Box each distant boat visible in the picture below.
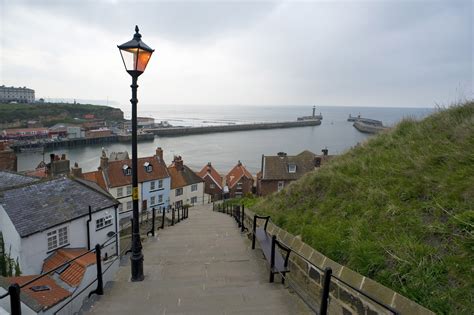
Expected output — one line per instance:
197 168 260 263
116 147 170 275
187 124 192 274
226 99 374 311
297 106 323 121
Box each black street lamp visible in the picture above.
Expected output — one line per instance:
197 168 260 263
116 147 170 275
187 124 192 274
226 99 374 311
118 25 154 282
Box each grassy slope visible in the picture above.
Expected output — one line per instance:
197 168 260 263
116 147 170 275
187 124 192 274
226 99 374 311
0 103 123 123
253 102 474 314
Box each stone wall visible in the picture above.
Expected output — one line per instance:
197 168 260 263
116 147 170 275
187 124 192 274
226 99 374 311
240 208 435 315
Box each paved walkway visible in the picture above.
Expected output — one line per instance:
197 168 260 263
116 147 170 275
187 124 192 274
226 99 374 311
85 204 311 315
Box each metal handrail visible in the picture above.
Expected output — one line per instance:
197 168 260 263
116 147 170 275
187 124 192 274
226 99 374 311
0 233 117 300
247 216 399 315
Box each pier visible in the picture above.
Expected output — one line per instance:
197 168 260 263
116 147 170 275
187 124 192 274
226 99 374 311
149 120 321 137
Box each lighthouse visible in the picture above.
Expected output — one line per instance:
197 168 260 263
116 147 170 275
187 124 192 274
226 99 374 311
312 105 316 117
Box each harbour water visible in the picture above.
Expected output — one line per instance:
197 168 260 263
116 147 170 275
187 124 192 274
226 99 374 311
17 105 435 174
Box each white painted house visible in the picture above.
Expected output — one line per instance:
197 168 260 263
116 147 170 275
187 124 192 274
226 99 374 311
0 173 119 275
82 147 171 223
167 156 207 207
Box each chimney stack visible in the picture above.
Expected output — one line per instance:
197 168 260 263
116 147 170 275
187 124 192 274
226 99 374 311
71 162 83 178
207 162 212 173
100 148 109 170
174 155 184 171
155 147 163 161
314 157 322 168
322 148 328 156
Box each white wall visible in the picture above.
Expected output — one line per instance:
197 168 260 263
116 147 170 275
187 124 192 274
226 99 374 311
0 205 22 270
18 206 118 275
169 182 205 207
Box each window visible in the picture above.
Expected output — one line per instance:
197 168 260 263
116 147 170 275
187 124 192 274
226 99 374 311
191 184 198 192
126 185 132 196
144 162 153 173
237 182 242 189
126 201 132 210
210 183 215 189
278 181 285 191
288 164 297 173
150 196 156 205
158 180 163 189
158 194 163 203
47 226 68 251
118 203 123 212
122 165 132 176
117 187 123 197
176 188 183 196
96 214 113 230
191 196 197 204
150 181 156 190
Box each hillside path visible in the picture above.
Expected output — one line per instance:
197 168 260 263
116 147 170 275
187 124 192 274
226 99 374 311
84 203 311 315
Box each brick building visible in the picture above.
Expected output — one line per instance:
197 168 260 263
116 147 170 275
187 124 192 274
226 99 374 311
225 161 254 198
197 162 223 201
256 150 333 196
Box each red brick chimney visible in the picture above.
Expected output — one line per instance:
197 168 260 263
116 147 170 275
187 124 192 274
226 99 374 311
100 148 108 170
174 155 184 171
207 162 212 173
155 147 163 161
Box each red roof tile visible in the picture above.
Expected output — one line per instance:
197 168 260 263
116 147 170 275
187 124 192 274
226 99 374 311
197 163 223 189
105 156 169 188
226 162 254 188
7 275 71 311
43 248 96 287
82 170 107 190
168 156 203 189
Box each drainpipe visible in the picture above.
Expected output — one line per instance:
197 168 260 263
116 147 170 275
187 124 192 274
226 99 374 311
114 204 119 257
86 206 92 250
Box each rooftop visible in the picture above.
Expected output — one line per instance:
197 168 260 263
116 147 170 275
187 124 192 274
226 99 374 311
226 161 253 188
168 157 203 189
43 248 96 287
0 275 71 312
261 150 319 181
0 170 40 191
0 177 117 237
197 162 223 189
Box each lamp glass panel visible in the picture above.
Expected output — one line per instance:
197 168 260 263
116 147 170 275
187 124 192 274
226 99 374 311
120 48 139 72
136 48 152 72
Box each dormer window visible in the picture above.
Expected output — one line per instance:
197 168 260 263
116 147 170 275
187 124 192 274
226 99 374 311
144 162 153 173
288 164 297 173
122 165 132 176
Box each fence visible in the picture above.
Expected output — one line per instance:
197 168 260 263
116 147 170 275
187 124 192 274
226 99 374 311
0 234 118 315
213 201 400 315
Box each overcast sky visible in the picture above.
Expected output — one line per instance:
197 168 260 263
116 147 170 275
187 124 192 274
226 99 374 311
0 0 472 109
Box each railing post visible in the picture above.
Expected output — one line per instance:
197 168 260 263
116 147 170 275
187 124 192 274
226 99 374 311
237 206 241 228
177 207 181 223
270 235 276 283
252 215 257 249
161 207 165 229
171 207 175 226
147 207 156 236
320 267 332 315
241 205 245 232
89 244 104 297
185 205 189 219
9 283 21 315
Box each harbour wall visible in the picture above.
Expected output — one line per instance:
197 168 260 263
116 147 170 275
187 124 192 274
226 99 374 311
149 120 321 137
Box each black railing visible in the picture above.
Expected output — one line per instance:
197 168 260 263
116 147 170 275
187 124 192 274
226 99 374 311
245 215 399 315
0 233 118 315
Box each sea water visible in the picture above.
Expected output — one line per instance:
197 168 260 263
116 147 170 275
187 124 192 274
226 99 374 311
17 105 435 174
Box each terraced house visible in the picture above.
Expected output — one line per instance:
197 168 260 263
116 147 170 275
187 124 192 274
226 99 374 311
226 161 254 198
0 172 119 275
82 147 171 223
168 156 206 207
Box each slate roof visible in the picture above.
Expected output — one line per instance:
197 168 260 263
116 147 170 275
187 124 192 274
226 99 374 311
0 170 40 191
226 162 254 188
261 150 317 181
43 248 96 287
0 177 118 237
197 163 223 189
0 275 71 312
168 163 203 190
104 156 170 188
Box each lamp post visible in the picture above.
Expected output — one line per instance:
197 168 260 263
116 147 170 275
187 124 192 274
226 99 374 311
118 25 154 282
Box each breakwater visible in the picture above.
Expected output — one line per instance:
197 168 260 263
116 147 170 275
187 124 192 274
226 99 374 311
10 133 154 152
149 120 321 137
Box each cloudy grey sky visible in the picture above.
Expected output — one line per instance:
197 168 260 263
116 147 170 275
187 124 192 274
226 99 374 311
0 0 472 109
